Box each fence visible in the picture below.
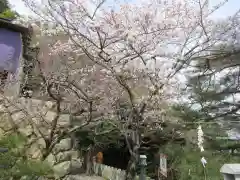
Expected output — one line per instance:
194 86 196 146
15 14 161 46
93 162 154 180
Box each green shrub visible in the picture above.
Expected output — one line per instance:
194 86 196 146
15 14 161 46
0 133 52 179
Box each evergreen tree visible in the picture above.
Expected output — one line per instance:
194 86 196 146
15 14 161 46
171 38 240 179
0 0 18 19
185 44 240 131
0 0 10 13
167 105 240 180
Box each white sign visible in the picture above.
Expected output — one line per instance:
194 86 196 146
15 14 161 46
160 154 167 177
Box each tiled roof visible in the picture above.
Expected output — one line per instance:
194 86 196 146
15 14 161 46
0 17 30 34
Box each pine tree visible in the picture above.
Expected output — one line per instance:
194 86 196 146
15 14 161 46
185 44 240 131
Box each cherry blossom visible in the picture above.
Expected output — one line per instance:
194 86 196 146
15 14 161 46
19 0 237 178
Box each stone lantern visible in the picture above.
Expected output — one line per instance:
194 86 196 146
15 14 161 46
139 154 147 180
221 164 240 180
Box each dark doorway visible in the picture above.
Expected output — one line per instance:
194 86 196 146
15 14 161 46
102 143 130 170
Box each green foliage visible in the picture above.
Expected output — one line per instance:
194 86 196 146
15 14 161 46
165 104 240 180
171 104 204 128
75 121 121 151
0 0 10 13
0 0 18 19
184 45 240 130
0 9 17 19
161 143 240 180
0 133 52 179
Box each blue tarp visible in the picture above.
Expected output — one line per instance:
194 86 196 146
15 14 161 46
0 28 22 73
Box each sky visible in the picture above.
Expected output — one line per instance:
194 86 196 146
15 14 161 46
9 0 32 15
209 0 240 18
8 0 240 18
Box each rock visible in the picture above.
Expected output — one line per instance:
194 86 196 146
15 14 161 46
55 150 79 163
6 104 19 114
20 176 30 180
55 151 72 163
71 116 85 126
37 101 54 115
37 126 50 137
11 111 25 123
0 128 5 137
53 138 72 154
60 102 71 112
53 161 71 178
45 101 55 109
58 114 71 127
45 153 56 166
27 143 43 159
32 149 43 159
36 177 48 180
70 150 79 159
45 111 57 122
69 159 83 174
0 113 13 131
28 98 44 108
19 125 33 137
0 104 6 112
36 138 46 148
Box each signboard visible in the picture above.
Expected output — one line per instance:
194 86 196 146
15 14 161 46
159 153 167 177
0 28 22 73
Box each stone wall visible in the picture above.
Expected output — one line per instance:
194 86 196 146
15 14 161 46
0 95 83 179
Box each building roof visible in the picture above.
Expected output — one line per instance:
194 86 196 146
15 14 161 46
0 17 31 35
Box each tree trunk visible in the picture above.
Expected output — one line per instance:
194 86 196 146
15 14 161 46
125 128 142 180
85 146 94 175
126 155 137 180
126 144 139 180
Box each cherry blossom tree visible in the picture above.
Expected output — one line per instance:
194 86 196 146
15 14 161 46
15 0 240 178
